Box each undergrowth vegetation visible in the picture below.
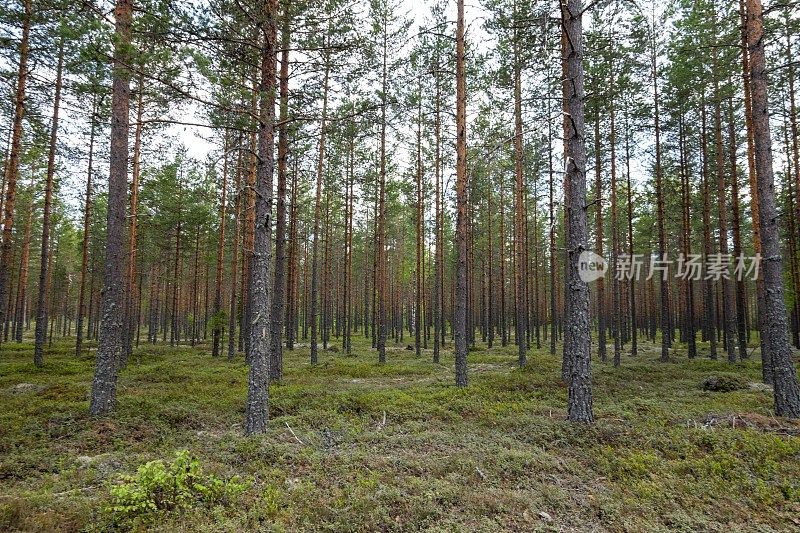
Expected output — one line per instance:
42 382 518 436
0 337 798 531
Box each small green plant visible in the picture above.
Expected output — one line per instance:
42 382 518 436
104 450 247 528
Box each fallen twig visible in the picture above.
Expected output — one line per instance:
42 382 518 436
285 422 305 445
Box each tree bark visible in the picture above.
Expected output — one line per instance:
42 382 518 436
652 33 670 361
245 0 278 434
701 100 718 359
76 98 97 357
728 102 749 361
561 0 593 423
513 39 527 368
269 11 291 379
713 59 737 362
593 104 606 363
746 0 800 417
454 0 468 387
739 0 768 380
90 0 133 415
0 0 31 345
212 132 229 357
310 59 330 366
34 40 64 367
624 105 637 356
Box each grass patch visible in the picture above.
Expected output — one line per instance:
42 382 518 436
0 334 798 531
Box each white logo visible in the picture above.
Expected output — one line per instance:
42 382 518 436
578 251 608 283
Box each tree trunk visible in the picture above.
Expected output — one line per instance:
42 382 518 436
228 147 244 361
701 100 718 359
76 98 97 357
123 78 145 364
245 0 278 434
593 104 606 363
713 60 737 362
415 77 423 357
561 0 593 423
454 0 468 386
728 102 749 360
212 132 229 357
740 0 767 379
310 59 330 365
433 56 443 363
270 11 291 379
609 63 621 367
286 158 299 351
90 0 132 415
746 0 800 418
678 110 697 359
0 0 31 345
34 40 64 367
624 105 637 357
652 38 670 361
513 45 527 368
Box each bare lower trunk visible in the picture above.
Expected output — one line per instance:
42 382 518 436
270 13 291 379
746 0 800 418
561 0 593 423
513 48 527 368
34 41 64 367
740 0 767 380
76 99 97 357
90 0 132 415
245 1 278 434
0 0 31 345
310 61 330 366
454 0 468 387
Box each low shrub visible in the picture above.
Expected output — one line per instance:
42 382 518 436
103 450 247 529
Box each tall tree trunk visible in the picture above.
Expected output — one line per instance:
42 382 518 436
454 0 468 386
549 97 558 356
171 189 182 347
678 110 697 359
609 63 622 367
561 0 593 423
513 39 527 368
433 58 443 363
244 0 278 434
652 33 670 361
487 161 494 348
14 204 33 343
286 159 299 351
746 0 800 418
593 104 606 363
701 100 718 359
270 12 291 379
624 105 637 357
728 102 749 361
123 78 144 364
228 147 244 361
713 59 737 362
212 132 229 357
76 98 97 357
310 59 330 365
344 138 354 354
785 17 800 351
241 73 259 355
34 40 64 367
740 0 767 380
89 0 132 415
0 0 31 345
376 16 391 364
415 79 423 357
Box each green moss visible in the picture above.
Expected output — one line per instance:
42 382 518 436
0 336 798 531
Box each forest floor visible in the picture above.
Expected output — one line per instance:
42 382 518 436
1 334 799 532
